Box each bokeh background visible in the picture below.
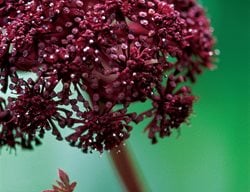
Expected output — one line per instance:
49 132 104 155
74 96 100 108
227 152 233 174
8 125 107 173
1 0 249 192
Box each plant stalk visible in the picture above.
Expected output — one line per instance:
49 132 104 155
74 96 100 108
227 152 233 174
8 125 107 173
109 144 144 192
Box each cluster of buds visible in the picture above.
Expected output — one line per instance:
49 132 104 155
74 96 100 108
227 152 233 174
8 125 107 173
0 0 215 153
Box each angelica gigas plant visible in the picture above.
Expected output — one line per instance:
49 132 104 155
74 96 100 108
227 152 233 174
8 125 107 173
0 0 215 153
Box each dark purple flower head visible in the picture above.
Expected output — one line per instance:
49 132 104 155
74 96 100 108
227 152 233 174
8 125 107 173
8 76 76 140
66 107 133 153
0 0 215 153
0 96 41 150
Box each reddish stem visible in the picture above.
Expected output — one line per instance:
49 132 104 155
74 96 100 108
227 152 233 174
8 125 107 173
109 144 145 192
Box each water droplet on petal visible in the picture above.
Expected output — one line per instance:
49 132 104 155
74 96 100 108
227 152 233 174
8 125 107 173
214 49 220 55
83 46 90 52
208 51 213 56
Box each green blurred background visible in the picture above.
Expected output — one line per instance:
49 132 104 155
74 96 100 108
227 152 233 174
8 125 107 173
0 0 249 191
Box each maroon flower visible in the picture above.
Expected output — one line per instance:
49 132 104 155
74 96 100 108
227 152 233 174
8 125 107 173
66 107 133 153
0 0 215 153
166 0 216 81
137 75 196 143
8 76 77 140
0 96 41 150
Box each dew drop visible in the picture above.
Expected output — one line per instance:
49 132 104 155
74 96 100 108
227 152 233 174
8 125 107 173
169 4 174 8
49 54 54 59
83 46 90 52
64 54 70 59
214 49 220 55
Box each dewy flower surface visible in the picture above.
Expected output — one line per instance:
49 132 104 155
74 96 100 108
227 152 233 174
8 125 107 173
0 0 215 153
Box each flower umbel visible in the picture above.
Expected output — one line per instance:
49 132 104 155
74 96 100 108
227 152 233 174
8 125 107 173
0 0 215 153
